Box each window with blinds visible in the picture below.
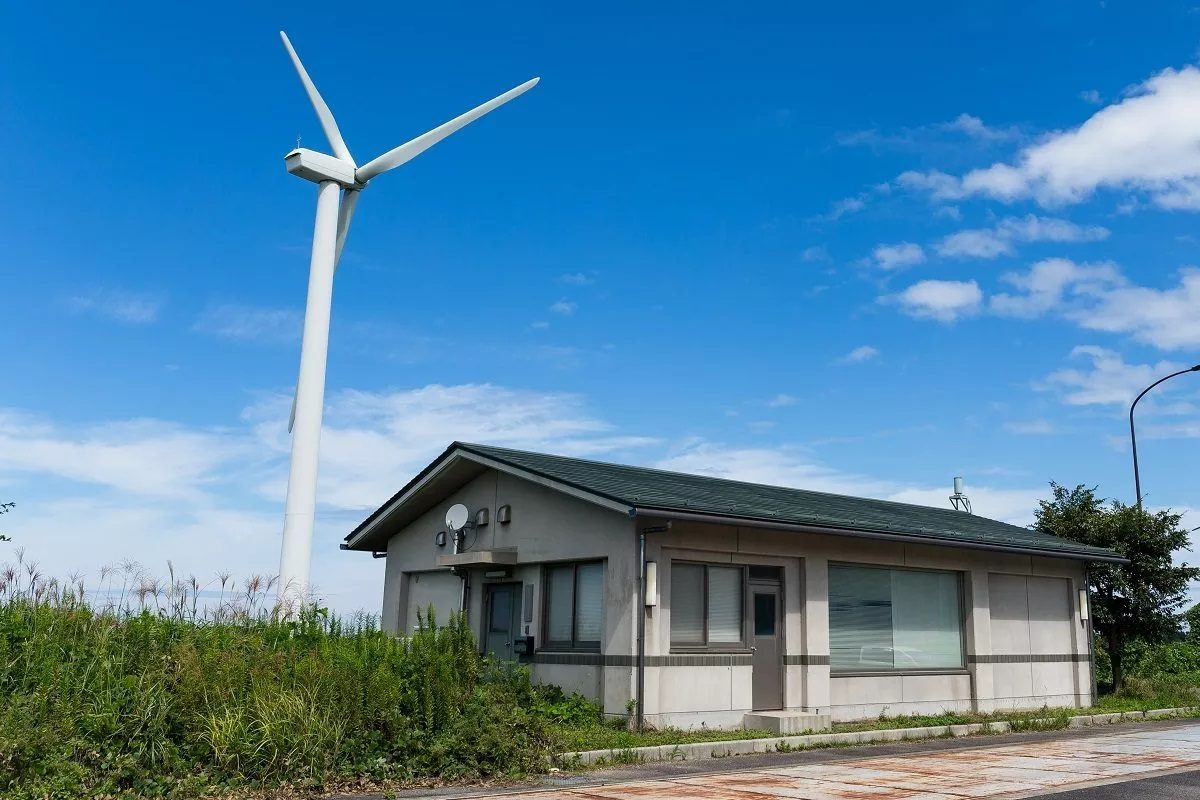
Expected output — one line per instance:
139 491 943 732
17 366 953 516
670 562 745 648
543 561 603 650
829 564 964 672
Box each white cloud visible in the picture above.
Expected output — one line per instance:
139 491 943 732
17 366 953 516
871 242 926 270
1080 89 1102 105
766 393 798 408
1039 346 1188 406
246 384 660 513
885 485 1045 527
655 442 890 497
0 384 661 615
1070 268 1200 349
903 66 1200 209
65 289 164 324
840 114 1019 149
887 279 983 322
0 410 249 500
897 169 961 197
991 258 1123 318
656 442 1043 527
1004 419 1057 435
888 255 1200 352
936 215 1109 260
989 259 1200 349
558 272 594 286
549 299 577 316
801 245 830 262
826 196 866 220
194 304 302 344
939 113 1020 141
838 345 880 364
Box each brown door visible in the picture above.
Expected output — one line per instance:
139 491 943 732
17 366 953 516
751 583 783 710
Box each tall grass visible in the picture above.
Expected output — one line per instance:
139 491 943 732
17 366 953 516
0 553 552 799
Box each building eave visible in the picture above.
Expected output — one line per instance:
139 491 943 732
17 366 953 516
633 506 1130 564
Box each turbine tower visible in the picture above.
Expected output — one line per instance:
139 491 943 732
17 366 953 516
276 31 538 604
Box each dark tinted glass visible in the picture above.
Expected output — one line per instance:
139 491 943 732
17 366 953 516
754 592 776 636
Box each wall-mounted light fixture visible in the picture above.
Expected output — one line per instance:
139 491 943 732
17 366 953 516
1079 588 1089 621
644 561 658 606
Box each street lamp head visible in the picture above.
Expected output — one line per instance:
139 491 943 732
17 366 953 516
1190 364 1200 372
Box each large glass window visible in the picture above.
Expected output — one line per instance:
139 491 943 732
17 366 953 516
670 563 745 647
829 564 964 672
543 562 603 650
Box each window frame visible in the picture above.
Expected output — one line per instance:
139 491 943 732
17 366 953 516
827 561 968 676
669 561 749 652
540 560 604 652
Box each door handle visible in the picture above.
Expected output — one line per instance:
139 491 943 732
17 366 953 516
751 646 757 652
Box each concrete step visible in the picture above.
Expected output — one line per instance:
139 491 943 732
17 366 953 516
744 710 832 735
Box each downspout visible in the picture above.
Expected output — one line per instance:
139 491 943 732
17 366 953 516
1085 565 1097 704
636 529 646 731
636 522 670 731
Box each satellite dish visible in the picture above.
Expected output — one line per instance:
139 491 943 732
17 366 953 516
445 503 470 532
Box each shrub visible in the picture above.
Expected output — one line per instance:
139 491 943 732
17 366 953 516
0 558 553 798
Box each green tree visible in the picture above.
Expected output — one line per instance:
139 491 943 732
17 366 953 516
1186 602 1200 642
1034 483 1199 690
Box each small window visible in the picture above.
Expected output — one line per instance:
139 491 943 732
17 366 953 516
754 593 776 636
670 562 746 648
543 562 603 650
829 564 964 672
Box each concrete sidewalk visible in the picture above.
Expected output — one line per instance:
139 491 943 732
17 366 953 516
369 720 1200 800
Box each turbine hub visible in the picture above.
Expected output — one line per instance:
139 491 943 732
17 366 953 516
285 148 363 188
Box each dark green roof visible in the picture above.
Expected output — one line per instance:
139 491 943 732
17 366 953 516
447 442 1122 562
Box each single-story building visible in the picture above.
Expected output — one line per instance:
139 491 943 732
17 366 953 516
342 442 1123 729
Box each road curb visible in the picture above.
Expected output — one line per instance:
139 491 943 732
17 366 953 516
558 706 1199 765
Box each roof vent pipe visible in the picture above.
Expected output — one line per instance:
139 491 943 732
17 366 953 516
950 476 973 514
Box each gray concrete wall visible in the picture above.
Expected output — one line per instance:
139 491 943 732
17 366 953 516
641 519 1091 727
379 471 1092 729
381 467 638 715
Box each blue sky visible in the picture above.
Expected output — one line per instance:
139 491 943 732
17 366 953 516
3 1 1200 613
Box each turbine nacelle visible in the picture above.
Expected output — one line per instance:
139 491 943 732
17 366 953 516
285 148 362 189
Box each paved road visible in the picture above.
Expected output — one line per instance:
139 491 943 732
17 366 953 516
1044 770 1200 798
400 722 1200 800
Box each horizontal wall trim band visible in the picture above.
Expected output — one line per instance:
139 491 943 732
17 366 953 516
968 653 1090 664
531 652 1088 667
532 653 754 667
785 655 830 665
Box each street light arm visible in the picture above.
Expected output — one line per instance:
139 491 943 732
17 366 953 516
1129 364 1200 508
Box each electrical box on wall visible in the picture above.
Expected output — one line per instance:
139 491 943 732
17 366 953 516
513 635 534 657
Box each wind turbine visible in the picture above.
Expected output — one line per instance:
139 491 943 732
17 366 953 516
275 31 538 604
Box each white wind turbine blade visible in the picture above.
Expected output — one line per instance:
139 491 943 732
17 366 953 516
334 188 359 270
280 31 355 165
355 77 538 183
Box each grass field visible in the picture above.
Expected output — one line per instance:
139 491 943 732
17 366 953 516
3 554 1197 798
0 556 556 799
